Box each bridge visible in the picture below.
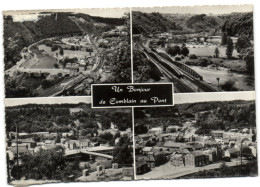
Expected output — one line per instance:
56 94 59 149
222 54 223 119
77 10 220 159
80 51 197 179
138 44 196 93
17 68 70 77
65 149 113 160
138 43 217 92
156 51 203 80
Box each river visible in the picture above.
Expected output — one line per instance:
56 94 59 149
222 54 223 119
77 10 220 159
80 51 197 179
190 66 255 91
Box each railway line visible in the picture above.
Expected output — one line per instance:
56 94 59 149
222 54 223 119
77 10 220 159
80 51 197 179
155 51 217 92
138 43 217 92
138 44 196 93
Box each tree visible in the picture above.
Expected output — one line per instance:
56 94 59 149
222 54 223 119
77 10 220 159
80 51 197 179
59 48 64 56
99 132 114 142
54 63 59 68
154 153 167 166
214 47 220 58
221 79 238 91
166 45 180 57
113 135 132 166
181 46 189 57
17 147 81 181
56 134 61 143
226 37 234 59
221 32 228 45
41 79 51 89
240 47 254 74
235 35 251 53
51 45 59 51
242 146 252 158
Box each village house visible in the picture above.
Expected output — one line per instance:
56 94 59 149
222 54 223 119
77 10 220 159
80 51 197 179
166 125 181 133
192 143 204 151
211 130 225 138
65 140 77 150
136 160 150 175
148 127 163 135
225 148 240 158
145 152 156 168
170 152 185 167
249 145 257 157
19 138 37 149
184 151 209 167
79 139 91 149
142 147 153 155
157 133 172 142
203 148 218 163
163 141 192 152
8 147 29 161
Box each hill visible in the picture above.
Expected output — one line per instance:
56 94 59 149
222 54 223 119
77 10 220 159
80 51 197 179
132 11 182 35
3 12 124 70
5 103 132 133
185 14 223 33
221 12 253 38
164 13 223 34
134 100 255 135
133 11 253 38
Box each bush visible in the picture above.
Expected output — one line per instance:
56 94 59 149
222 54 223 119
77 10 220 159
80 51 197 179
51 45 59 51
181 46 189 56
221 79 238 91
189 54 198 59
53 63 59 68
199 58 208 67
41 79 52 89
235 35 251 53
175 57 181 61
70 46 76 51
166 45 180 57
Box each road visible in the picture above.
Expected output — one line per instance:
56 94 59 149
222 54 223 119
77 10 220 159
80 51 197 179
6 35 105 97
137 160 243 180
5 38 54 77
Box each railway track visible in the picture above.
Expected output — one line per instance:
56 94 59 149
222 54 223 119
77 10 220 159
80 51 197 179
138 44 195 93
138 43 217 92
155 51 217 92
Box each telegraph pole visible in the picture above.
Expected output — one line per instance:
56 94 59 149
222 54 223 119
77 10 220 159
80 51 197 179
16 125 19 180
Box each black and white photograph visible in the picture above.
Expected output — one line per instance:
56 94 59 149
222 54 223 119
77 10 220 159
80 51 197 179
3 8 131 98
0 1 259 187
134 92 257 180
4 97 134 185
132 5 254 93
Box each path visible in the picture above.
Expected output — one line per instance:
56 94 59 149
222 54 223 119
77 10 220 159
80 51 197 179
137 160 243 180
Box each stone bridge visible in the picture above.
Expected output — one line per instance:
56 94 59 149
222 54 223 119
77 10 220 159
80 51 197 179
17 68 71 77
65 149 113 160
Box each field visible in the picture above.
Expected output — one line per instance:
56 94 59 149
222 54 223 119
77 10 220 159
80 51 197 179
21 47 57 69
38 44 95 59
186 44 239 58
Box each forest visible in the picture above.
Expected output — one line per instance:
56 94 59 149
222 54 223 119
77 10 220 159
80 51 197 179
221 12 253 39
132 11 182 35
3 12 125 70
5 103 132 134
134 100 256 135
132 11 253 37
133 49 162 83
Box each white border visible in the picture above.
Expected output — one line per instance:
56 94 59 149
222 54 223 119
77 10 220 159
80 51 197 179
1 1 260 187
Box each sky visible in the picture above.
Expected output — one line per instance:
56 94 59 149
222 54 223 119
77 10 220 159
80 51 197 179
5 96 91 107
4 8 129 22
174 91 255 104
4 91 255 107
132 4 253 15
4 5 253 22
